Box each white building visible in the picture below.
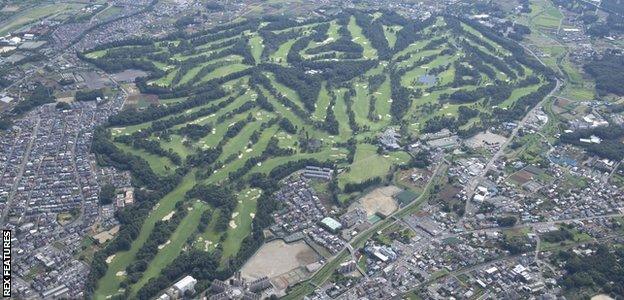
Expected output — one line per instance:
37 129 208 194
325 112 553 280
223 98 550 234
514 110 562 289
8 36 21 45
173 275 197 295
0 96 13 104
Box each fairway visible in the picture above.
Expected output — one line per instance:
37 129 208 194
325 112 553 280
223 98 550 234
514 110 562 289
129 201 208 297
220 188 261 260
94 172 197 300
339 144 410 188
347 15 377 59
85 10 554 297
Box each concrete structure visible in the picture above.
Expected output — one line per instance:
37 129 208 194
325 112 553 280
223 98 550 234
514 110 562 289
208 272 271 300
303 166 333 180
319 217 343 233
379 128 401 150
173 275 197 295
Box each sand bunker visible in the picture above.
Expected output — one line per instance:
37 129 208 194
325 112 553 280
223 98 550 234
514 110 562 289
106 255 115 264
162 211 175 221
157 240 171 250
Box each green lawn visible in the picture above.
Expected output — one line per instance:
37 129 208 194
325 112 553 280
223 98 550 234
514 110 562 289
220 188 261 261
383 25 402 48
195 107 259 150
333 89 353 138
313 82 331 121
156 134 195 159
88 11 559 300
151 68 178 87
249 148 347 176
94 172 198 300
338 144 410 188
196 63 250 85
373 74 392 122
347 16 377 59
114 143 175 176
500 83 543 108
258 86 302 126
266 73 307 111
352 81 375 128
130 200 208 296
530 0 563 30
85 49 107 59
249 34 264 63
218 118 267 161
95 5 123 20
271 39 296 63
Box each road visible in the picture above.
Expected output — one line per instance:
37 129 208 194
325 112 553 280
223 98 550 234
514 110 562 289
408 231 624 297
463 47 562 216
296 161 447 292
0 117 40 226
301 60 563 289
441 213 624 240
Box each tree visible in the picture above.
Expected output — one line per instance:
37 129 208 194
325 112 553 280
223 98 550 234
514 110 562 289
584 52 624 96
56 102 72 110
0 119 11 130
75 89 104 102
12 84 55 114
99 184 116 205
497 216 517 227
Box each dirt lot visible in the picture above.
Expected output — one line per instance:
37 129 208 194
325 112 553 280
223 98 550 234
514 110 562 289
241 240 320 280
465 131 507 149
358 186 401 217
112 69 148 83
93 225 120 244
508 170 534 185
552 97 572 114
78 71 111 89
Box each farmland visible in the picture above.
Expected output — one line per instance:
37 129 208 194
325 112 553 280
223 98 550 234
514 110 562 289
84 10 554 299
0 2 87 35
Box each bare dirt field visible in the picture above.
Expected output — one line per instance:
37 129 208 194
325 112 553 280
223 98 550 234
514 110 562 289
93 225 120 244
79 71 111 89
465 131 507 149
241 240 320 280
112 69 148 83
358 185 401 217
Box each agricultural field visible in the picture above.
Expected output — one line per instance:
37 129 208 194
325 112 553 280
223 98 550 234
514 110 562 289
0 2 88 35
511 0 595 101
84 10 554 299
